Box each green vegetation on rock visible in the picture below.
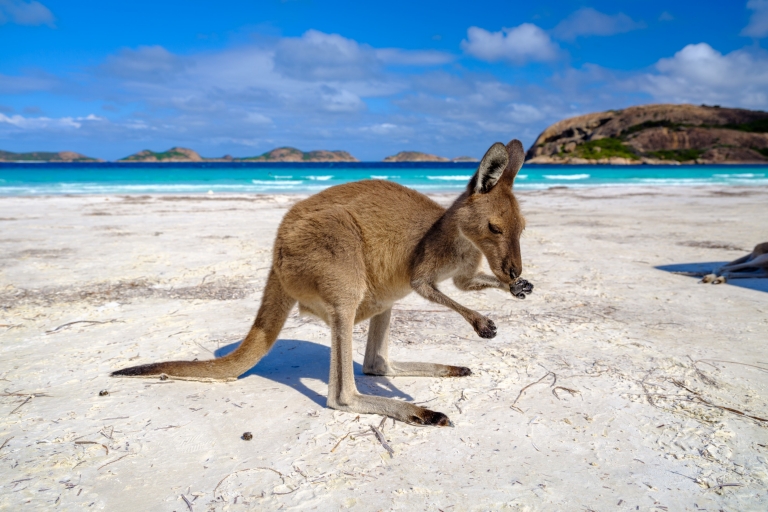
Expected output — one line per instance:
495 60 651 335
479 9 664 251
724 119 768 133
0 150 99 162
621 120 685 138
120 149 190 161
752 146 768 158
574 138 639 160
648 149 704 162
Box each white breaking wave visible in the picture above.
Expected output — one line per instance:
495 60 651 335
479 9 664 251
251 179 303 185
712 173 764 178
425 175 473 181
543 174 590 180
371 175 401 180
307 175 333 180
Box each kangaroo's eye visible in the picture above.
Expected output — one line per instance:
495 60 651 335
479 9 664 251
488 223 502 235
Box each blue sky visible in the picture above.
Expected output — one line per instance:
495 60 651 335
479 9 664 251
1 0 767 160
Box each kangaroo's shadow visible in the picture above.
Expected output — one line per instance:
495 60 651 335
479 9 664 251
214 339 413 407
656 261 768 293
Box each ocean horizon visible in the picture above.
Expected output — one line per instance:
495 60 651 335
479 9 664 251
1 161 767 195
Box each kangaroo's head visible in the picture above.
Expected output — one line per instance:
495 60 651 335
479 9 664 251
456 139 526 284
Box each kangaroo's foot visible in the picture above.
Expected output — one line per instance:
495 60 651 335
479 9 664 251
510 278 534 299
328 392 452 426
700 273 717 283
471 314 497 338
712 275 727 284
364 361 472 377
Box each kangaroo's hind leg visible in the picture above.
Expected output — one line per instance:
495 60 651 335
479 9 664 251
326 305 452 426
362 308 472 377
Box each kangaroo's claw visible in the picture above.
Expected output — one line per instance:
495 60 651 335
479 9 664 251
473 316 497 338
510 278 534 298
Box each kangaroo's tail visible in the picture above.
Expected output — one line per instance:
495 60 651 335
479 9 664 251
112 270 295 381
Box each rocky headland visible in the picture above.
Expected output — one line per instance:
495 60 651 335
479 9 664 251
525 104 768 164
240 147 358 162
0 150 102 162
383 151 477 162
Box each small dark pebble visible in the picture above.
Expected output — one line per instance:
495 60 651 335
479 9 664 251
241 432 253 441
99 390 109 396
159 374 168 381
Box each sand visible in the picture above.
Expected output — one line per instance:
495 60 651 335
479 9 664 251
1 186 767 511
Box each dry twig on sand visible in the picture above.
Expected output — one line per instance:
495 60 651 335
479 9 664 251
371 425 394 457
75 441 109 455
511 372 556 412
552 386 580 399
97 453 132 470
181 494 193 511
8 396 32 415
46 319 121 334
671 380 768 423
0 436 13 451
213 467 284 497
330 433 349 453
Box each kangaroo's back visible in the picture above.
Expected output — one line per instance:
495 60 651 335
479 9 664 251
276 180 446 292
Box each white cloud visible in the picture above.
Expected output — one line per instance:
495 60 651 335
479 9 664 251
273 30 380 81
639 43 768 108
742 0 768 38
0 113 103 130
0 0 54 27
101 45 186 81
375 48 453 66
552 8 645 41
461 24 559 64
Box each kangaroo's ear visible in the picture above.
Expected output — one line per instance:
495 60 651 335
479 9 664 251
498 139 525 187
468 142 508 194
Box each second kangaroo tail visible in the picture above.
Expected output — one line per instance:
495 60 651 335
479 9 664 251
112 270 296 381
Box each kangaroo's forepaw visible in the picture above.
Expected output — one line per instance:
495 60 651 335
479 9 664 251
473 316 497 339
510 278 534 299
409 409 453 427
713 276 726 284
700 274 716 283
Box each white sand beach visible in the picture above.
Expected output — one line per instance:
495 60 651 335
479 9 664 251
1 186 767 511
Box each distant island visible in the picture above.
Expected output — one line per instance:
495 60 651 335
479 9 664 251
383 151 478 162
526 104 768 164
241 147 357 162
115 146 358 163
0 150 102 162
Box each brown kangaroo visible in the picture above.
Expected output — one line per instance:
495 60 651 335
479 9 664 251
113 139 533 426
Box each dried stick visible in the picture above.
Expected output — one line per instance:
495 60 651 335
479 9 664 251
75 441 109 455
511 372 556 412
370 425 394 456
98 453 132 470
330 433 349 453
213 467 284 496
181 494 193 511
552 386 580 399
46 319 120 334
0 436 13 451
671 380 768 423
9 396 31 415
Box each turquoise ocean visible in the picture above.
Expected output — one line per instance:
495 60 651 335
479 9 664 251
0 162 766 195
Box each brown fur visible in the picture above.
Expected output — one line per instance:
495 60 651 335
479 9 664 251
701 242 768 283
113 139 533 426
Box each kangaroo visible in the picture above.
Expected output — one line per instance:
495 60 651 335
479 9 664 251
700 242 768 284
112 139 533 426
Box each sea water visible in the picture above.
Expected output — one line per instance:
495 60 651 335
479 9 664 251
0 162 766 195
